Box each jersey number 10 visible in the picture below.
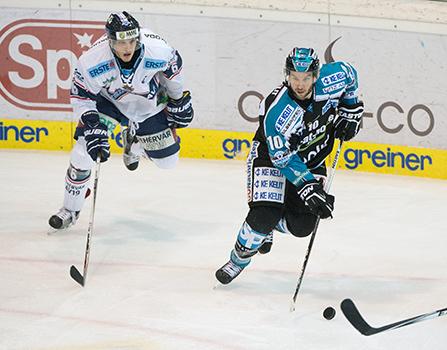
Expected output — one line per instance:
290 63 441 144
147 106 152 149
267 135 284 150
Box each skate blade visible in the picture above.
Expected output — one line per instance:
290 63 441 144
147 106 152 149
46 226 69 236
212 282 224 290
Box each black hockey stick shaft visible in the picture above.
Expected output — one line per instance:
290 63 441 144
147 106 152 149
70 157 101 287
290 140 343 311
341 298 447 336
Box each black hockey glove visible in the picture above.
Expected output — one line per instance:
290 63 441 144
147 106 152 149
297 180 335 219
334 101 364 141
166 90 194 128
81 111 110 162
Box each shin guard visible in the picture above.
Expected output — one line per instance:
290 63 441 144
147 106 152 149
63 164 91 212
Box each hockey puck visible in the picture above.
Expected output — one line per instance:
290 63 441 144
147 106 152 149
323 306 336 320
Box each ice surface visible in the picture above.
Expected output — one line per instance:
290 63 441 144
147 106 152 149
1 150 446 350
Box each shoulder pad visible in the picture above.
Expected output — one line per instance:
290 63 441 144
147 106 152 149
315 61 357 97
78 40 116 79
140 28 170 47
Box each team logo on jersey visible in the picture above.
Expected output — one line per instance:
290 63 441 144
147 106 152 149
321 72 345 86
88 60 116 78
144 58 167 69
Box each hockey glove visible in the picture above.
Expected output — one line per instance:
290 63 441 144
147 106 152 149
166 90 194 128
81 111 110 162
297 180 335 219
334 101 364 141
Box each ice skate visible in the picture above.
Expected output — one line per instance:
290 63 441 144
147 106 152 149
48 208 79 230
216 250 251 284
258 232 273 255
122 127 139 171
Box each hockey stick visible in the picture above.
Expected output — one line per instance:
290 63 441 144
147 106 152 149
341 298 447 336
290 140 343 312
70 156 101 287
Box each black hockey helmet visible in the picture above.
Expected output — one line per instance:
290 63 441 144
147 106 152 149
105 11 140 41
285 47 320 76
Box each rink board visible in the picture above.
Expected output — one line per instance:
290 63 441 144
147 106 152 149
0 118 446 180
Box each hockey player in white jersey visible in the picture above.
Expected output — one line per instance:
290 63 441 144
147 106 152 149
49 11 194 229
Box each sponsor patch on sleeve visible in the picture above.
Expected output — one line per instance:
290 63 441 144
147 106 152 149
144 58 167 69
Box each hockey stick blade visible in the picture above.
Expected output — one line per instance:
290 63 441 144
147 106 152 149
341 299 376 335
341 298 447 336
70 265 85 287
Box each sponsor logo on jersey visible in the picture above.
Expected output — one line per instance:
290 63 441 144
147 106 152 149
322 99 334 114
143 33 167 43
108 88 129 100
252 166 286 203
102 76 116 87
88 60 116 78
272 150 292 168
342 63 356 82
275 104 305 137
322 82 345 93
344 90 358 99
321 72 345 86
246 141 259 201
144 58 167 69
275 104 295 131
138 128 176 151
74 69 85 83
0 19 104 111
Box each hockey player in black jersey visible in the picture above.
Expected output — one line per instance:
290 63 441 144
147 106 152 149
215 47 364 284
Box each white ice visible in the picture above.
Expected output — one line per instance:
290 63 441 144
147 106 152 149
1 150 446 350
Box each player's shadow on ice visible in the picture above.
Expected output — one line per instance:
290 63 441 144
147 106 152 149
214 271 435 302
100 210 214 244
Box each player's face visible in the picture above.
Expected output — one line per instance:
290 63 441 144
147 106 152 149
288 71 316 100
110 38 138 62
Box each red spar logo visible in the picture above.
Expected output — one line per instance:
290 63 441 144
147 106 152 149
0 19 104 111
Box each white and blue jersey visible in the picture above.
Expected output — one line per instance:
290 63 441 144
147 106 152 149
70 28 184 124
253 61 360 188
